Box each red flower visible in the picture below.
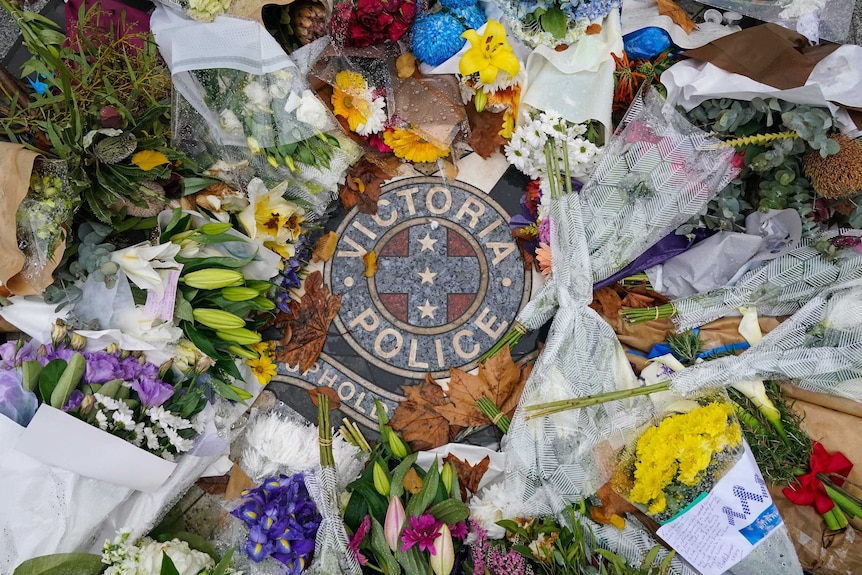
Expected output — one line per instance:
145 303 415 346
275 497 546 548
339 0 416 47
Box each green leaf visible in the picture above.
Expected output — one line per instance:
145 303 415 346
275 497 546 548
427 498 468 525
210 378 252 403
174 294 194 322
213 548 234 575
344 491 370 532
176 253 256 274
370 517 401 575
540 7 567 39
159 551 180 575
184 322 220 358
405 458 439 517
496 519 530 539
13 554 104 575
395 544 428 575
182 177 221 196
389 453 418 499
38 359 68 404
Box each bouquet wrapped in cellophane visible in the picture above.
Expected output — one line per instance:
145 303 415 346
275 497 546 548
150 7 361 214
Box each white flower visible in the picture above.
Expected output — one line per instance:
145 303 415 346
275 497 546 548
187 0 230 21
268 73 293 100
170 339 206 374
243 81 271 109
114 306 183 348
219 109 244 137
136 538 214 575
523 121 547 149
286 89 331 131
112 409 136 430
469 482 520 540
110 242 181 299
356 96 386 136
96 410 109 430
144 426 161 451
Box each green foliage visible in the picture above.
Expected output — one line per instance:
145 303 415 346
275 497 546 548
679 97 841 239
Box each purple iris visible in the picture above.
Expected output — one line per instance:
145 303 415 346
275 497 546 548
231 473 321 570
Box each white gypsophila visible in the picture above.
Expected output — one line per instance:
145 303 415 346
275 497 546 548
219 109 244 137
135 538 215 575
469 482 520 540
243 81 271 109
356 96 386 136
96 410 109 430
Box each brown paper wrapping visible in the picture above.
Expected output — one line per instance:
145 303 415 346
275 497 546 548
768 395 862 574
0 143 38 292
0 143 68 299
224 460 257 500
683 24 839 91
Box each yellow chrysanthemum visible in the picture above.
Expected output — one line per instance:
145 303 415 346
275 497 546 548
331 70 371 132
248 353 277 385
628 402 742 514
459 20 521 85
383 129 450 163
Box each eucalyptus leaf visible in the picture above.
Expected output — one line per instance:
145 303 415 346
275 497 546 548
540 7 567 39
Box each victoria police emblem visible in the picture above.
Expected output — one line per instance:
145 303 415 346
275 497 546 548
273 176 531 432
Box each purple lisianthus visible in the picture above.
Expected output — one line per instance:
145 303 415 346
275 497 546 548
131 376 174 407
83 351 122 384
62 389 85 412
0 369 38 426
41 344 75 365
118 355 143 380
0 341 21 369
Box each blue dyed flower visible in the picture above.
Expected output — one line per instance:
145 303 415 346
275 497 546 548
0 369 38 427
438 0 477 8
412 12 469 66
450 3 486 29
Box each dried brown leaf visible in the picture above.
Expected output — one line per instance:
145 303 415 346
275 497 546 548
389 375 453 451
363 250 378 277
593 287 623 318
444 453 491 500
466 105 507 159
586 23 602 34
306 386 341 410
655 0 697 34
275 271 342 373
339 157 396 214
403 467 424 494
312 231 338 262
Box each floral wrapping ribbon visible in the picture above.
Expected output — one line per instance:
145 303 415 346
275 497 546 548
783 441 853 514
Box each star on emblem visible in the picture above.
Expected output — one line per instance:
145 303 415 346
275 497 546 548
417 267 437 285
417 300 438 319
418 233 438 252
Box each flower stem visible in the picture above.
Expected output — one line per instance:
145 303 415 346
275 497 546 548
621 303 677 324
525 381 671 419
317 393 335 468
479 321 527 361
477 396 510 433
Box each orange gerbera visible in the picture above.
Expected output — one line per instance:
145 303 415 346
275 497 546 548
536 242 552 277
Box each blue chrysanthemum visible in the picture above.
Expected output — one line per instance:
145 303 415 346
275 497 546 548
451 3 487 29
411 12 468 66
438 0 476 9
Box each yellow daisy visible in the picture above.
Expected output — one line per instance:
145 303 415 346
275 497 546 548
331 70 371 133
383 128 450 164
248 353 277 385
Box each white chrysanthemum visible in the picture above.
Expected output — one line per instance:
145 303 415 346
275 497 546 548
523 121 547 149
144 426 161 451
96 410 109 430
504 134 532 175
356 96 386 136
241 411 367 488
95 393 120 411
163 425 195 454
469 482 520 540
112 409 135 430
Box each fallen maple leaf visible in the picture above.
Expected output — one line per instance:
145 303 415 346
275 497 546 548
339 156 398 214
403 467 424 494
593 287 623 319
389 374 458 451
466 105 508 160
312 232 338 262
433 346 530 427
363 250 378 277
443 453 491 500
275 271 342 373
306 386 341 410
655 0 697 34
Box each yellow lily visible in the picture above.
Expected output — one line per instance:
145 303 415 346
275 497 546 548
459 20 520 85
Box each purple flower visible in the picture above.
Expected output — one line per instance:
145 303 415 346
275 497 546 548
62 389 85 412
401 513 443 554
131 376 174 407
118 356 143 380
0 370 38 426
40 344 75 365
83 351 122 384
538 218 551 244
349 515 371 566
0 342 20 369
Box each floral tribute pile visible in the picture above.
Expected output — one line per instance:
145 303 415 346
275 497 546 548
2 0 862 572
